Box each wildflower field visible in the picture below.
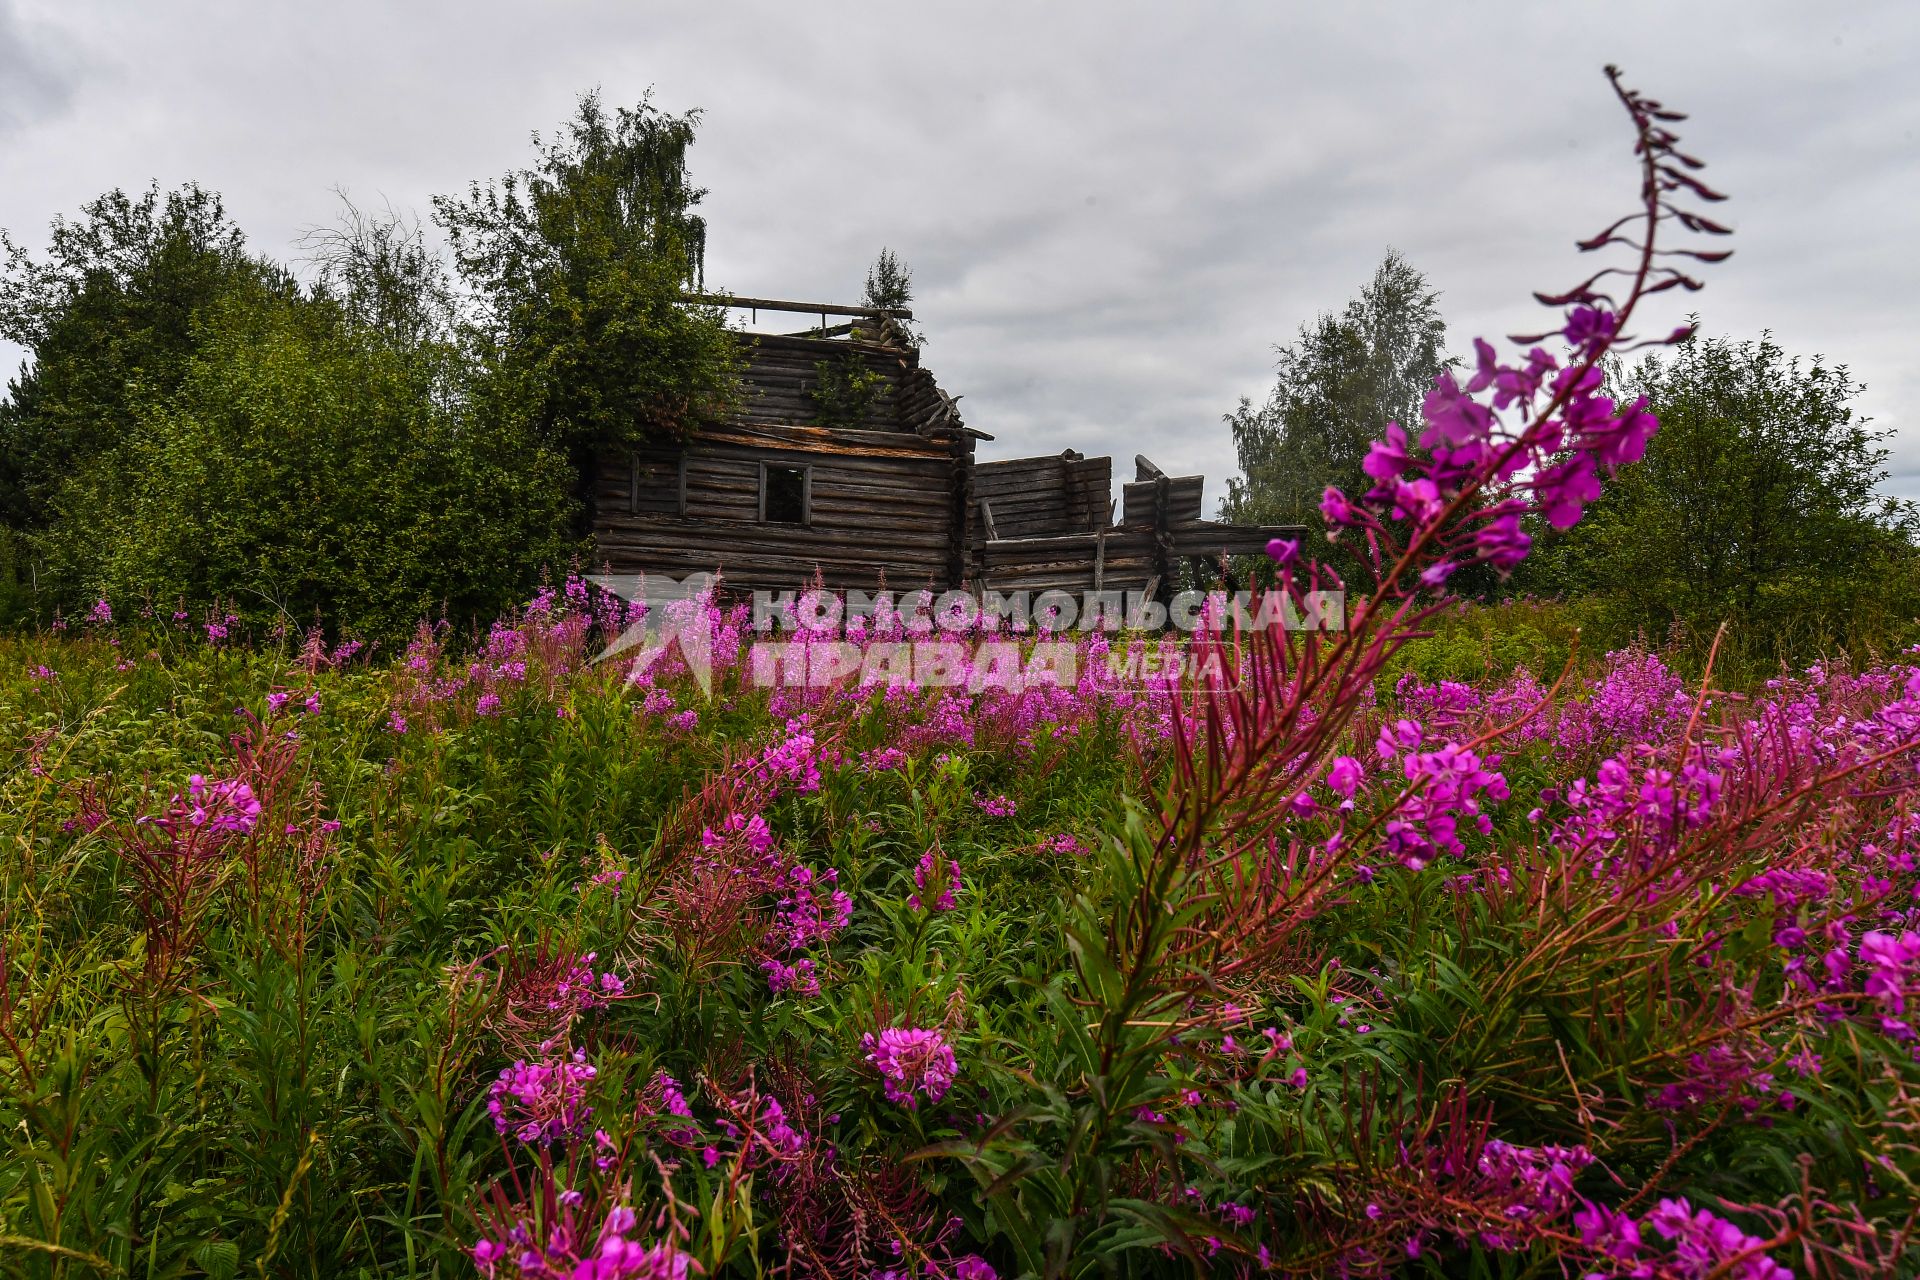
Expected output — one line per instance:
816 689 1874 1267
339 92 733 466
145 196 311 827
7 582 1920 1280
5 72 1920 1280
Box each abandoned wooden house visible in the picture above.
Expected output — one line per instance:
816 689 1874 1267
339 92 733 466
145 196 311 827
590 296 1297 597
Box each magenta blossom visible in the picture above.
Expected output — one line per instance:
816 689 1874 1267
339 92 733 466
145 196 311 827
862 1026 958 1109
488 1045 596 1146
910 846 963 912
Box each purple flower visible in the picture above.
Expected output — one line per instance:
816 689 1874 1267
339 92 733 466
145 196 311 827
488 1046 596 1146
909 846 963 912
1573 1200 1643 1260
1319 486 1360 527
472 1238 507 1273
1362 420 1412 482
1859 930 1920 1013
762 956 820 996
183 774 262 835
1533 452 1603 529
974 793 1017 818
1473 510 1533 573
1644 1197 1791 1280
1563 305 1618 353
862 1026 958 1109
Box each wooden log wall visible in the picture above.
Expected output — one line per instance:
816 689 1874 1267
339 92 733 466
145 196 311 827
974 454 1110 541
582 320 1296 600
592 422 965 592
627 447 685 515
978 529 1158 594
1120 475 1202 526
728 333 913 433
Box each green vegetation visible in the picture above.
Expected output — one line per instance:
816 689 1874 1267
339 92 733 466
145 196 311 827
0 92 739 636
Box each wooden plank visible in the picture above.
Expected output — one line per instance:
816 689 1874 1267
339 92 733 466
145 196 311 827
687 293 913 321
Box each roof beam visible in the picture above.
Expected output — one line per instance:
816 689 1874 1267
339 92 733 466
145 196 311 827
685 293 913 321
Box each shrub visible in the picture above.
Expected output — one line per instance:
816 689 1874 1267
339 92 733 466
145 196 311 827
35 281 572 640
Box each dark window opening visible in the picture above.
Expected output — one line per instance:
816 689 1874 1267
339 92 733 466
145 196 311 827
630 451 687 516
761 464 809 525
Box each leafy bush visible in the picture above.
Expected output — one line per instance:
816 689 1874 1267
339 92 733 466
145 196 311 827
1521 332 1920 672
36 281 572 640
1376 595 1586 686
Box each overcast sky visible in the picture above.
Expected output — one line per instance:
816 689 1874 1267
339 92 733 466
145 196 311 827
3 2 1917 511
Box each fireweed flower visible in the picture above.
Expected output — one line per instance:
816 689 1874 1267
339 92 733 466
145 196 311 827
766 863 852 951
862 1026 958 1109
1472 1140 1593 1246
974 793 1017 818
1573 1200 1644 1261
488 1045 596 1146
761 956 819 996
471 1200 689 1280
1326 755 1364 799
179 775 263 835
1859 930 1920 1014
909 846 962 912
1643 1198 1792 1280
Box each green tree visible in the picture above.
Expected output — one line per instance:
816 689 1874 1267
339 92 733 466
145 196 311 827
861 246 922 347
38 273 572 639
1523 332 1920 666
433 91 740 531
0 183 263 529
300 193 455 351
1222 250 1448 581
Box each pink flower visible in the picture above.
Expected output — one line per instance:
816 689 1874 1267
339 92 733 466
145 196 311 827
183 775 262 835
487 1046 596 1146
1534 452 1602 529
862 1026 958 1109
1319 485 1360 527
910 846 962 912
974 793 1017 818
1362 420 1412 483
1859 930 1920 1013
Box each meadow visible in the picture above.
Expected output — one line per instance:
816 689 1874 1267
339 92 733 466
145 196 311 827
2 584 1918 1279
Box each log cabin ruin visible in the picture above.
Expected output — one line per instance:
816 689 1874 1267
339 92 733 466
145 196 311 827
591 296 1298 598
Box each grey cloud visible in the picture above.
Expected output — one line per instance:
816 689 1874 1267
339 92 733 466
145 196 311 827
3 1 1918 504
0 0 75 136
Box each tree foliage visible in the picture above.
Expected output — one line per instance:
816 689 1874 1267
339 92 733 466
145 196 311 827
300 194 455 351
433 91 740 526
1222 250 1448 579
0 183 261 528
37 275 571 638
0 89 755 633
861 246 922 347
1522 332 1920 665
